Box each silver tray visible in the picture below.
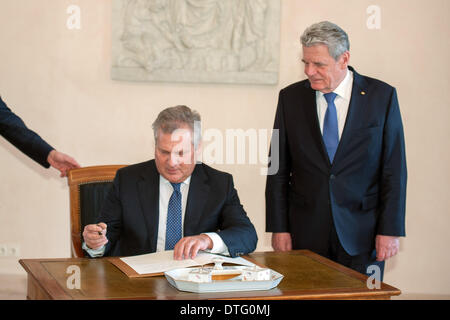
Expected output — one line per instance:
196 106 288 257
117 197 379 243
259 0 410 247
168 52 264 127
164 266 284 293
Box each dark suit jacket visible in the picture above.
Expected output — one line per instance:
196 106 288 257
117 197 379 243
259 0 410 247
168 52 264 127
266 66 407 256
0 96 53 167
99 160 258 257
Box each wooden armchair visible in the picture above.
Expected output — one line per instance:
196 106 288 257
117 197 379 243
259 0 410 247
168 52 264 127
66 165 127 257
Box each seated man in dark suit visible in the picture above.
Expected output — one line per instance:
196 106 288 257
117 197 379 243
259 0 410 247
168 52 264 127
82 105 258 259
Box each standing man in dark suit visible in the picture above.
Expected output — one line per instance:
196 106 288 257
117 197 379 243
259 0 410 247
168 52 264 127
265 21 407 278
1 96 80 176
83 105 258 259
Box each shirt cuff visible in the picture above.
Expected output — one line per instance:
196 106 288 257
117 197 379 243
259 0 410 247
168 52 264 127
82 241 105 258
202 232 229 256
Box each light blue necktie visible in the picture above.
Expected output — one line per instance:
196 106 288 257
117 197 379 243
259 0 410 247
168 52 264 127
165 183 182 250
323 92 339 163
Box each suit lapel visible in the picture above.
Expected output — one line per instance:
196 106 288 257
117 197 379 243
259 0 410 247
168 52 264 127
302 81 333 170
137 160 160 252
332 67 368 168
184 164 210 236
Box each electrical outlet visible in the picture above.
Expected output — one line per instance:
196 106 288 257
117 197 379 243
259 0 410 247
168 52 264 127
0 244 21 257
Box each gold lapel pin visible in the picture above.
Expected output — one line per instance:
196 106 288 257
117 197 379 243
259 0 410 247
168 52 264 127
361 91 366 95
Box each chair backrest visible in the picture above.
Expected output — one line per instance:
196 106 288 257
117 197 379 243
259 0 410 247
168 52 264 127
67 165 127 257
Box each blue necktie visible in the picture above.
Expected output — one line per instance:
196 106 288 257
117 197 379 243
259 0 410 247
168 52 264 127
165 183 182 250
323 92 339 163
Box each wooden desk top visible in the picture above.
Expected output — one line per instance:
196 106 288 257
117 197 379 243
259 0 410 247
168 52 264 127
19 250 400 300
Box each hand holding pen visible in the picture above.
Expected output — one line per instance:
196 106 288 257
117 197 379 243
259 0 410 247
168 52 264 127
82 222 108 250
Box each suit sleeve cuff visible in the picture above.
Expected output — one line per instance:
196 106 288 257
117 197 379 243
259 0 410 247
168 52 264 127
202 232 230 256
82 241 105 258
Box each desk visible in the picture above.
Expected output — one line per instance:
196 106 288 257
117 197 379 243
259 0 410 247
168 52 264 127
19 250 400 300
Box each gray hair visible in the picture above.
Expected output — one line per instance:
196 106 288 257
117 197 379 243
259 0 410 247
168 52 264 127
152 105 201 148
300 21 350 60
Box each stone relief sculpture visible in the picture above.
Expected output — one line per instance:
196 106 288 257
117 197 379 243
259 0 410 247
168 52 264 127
112 0 280 84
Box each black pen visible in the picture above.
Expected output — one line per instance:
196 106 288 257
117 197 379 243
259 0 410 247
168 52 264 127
97 224 104 236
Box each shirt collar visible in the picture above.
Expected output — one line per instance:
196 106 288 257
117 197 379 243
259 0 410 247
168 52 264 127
160 174 191 187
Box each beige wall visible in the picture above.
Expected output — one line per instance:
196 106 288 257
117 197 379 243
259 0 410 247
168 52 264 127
0 0 449 297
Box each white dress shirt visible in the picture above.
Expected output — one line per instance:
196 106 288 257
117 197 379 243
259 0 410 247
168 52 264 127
157 175 228 254
316 69 354 139
83 174 229 257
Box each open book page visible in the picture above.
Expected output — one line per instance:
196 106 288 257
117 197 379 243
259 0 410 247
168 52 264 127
119 250 255 275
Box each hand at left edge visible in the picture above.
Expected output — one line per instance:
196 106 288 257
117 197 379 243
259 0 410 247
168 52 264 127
47 149 81 177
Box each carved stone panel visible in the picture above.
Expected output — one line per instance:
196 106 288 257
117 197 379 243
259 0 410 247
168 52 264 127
112 0 280 84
